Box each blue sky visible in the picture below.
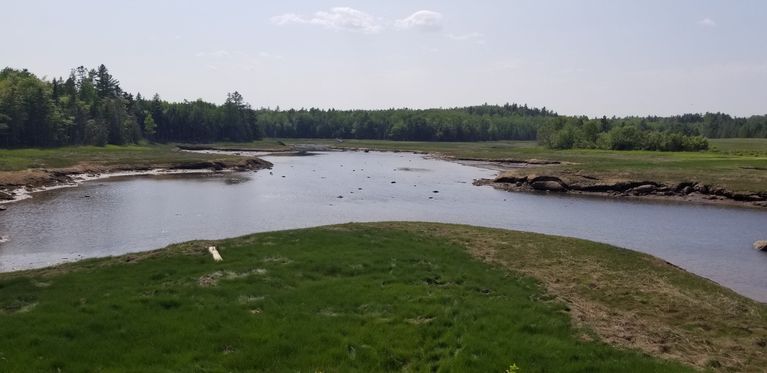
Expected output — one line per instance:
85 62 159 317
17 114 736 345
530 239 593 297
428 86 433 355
3 0 766 116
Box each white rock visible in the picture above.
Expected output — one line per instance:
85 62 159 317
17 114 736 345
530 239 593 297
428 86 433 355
208 246 223 261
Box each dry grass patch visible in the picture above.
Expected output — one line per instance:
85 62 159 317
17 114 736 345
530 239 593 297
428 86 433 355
377 222 767 372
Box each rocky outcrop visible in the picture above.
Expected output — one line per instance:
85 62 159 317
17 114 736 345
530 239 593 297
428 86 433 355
170 157 272 172
529 176 568 192
531 180 567 191
627 184 657 195
239 158 273 171
476 172 767 208
754 241 767 251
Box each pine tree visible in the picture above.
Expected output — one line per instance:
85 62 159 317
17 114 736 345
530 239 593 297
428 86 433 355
95 64 120 98
143 112 156 140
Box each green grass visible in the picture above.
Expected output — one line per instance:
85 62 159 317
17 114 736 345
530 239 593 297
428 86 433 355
0 224 697 372
0 144 244 172
710 138 767 155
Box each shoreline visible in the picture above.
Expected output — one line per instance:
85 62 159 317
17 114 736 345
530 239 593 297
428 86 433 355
2 143 765 210
189 144 767 209
474 173 767 209
0 157 272 205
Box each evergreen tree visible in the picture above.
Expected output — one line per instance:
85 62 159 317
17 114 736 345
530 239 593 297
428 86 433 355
95 64 120 98
143 112 156 140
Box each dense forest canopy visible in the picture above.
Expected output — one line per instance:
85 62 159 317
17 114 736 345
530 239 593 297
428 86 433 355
1 65 766 150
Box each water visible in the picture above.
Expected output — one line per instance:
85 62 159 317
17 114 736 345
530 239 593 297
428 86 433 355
1 151 767 301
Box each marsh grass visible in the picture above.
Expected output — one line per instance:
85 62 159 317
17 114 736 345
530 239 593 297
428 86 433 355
0 225 692 372
0 144 243 172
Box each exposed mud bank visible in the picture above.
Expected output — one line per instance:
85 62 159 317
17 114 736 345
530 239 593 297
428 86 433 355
0 157 272 205
176 144 295 153
476 171 767 209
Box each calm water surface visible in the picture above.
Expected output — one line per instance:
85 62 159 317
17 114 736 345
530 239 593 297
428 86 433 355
1 151 767 301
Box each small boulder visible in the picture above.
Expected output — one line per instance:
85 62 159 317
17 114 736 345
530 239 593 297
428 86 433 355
0 191 13 201
0 205 6 211
495 175 525 183
693 183 709 194
753 241 767 251
530 180 567 192
629 184 657 195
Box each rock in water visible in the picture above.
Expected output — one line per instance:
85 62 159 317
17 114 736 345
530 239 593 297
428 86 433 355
753 241 767 251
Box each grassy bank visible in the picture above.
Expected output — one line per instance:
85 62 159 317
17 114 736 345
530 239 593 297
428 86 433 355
2 223 765 371
0 144 248 172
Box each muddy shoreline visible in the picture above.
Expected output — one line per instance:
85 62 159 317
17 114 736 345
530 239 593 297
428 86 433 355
0 157 272 205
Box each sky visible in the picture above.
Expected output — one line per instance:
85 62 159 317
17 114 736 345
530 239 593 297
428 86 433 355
2 0 766 117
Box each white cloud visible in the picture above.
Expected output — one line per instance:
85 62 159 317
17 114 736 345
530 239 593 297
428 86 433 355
447 32 486 44
395 10 443 32
270 7 383 33
270 13 304 26
698 17 717 27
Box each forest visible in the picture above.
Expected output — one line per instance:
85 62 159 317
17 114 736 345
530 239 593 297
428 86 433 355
1 65 766 150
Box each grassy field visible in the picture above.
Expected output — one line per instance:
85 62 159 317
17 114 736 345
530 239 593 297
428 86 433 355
2 223 765 372
0 144 247 172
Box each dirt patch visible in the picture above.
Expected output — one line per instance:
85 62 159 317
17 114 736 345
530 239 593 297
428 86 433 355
372 222 767 372
198 269 267 287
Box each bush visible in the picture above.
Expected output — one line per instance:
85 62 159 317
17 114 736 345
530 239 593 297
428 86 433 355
542 124 709 152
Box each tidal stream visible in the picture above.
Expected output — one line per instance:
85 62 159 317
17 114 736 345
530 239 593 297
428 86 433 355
1 151 766 301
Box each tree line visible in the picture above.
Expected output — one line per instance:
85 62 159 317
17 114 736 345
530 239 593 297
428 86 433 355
0 66 259 147
257 106 549 141
537 116 710 151
1 65 767 150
